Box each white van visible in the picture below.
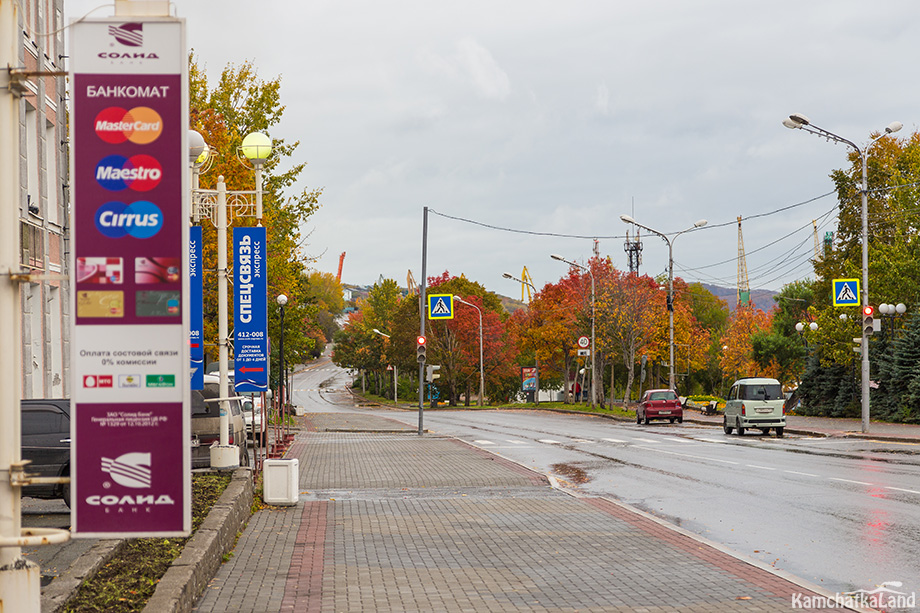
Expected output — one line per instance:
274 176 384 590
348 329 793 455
723 377 786 437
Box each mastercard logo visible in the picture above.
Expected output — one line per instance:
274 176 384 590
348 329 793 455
94 106 163 144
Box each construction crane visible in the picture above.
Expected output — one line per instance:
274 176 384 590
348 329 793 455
406 270 418 296
738 215 751 307
813 220 820 261
336 252 346 282
737 216 750 307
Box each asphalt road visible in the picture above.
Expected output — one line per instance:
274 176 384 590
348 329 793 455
376 408 920 598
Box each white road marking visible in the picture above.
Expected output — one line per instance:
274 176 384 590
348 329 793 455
538 439 561 444
634 446 740 465
474 440 495 445
829 478 873 486
698 438 728 443
746 464 776 470
671 438 696 444
784 470 819 477
505 440 528 445
634 438 660 444
570 438 595 444
601 438 627 443
886 486 920 495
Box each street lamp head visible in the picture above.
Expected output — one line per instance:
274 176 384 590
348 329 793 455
886 121 903 134
693 219 708 228
784 113 810 129
619 214 636 224
241 132 273 163
896 303 907 314
550 254 565 262
809 322 818 331
795 322 804 333
879 303 890 315
188 130 208 164
502 273 513 279
276 294 288 306
840 313 848 321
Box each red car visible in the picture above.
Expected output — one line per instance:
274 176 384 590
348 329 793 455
637 389 683 425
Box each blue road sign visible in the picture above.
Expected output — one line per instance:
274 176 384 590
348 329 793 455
833 278 860 307
428 294 454 319
234 227 268 392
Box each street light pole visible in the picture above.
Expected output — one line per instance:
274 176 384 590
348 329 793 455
277 294 287 413
550 255 596 408
783 113 902 433
372 329 397 403
618 216 707 391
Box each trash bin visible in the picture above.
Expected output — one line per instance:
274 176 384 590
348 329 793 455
263 458 299 505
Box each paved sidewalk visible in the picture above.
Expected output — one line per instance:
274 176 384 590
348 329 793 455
193 412 858 612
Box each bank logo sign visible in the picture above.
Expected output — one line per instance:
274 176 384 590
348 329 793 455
109 22 143 47
71 15 189 538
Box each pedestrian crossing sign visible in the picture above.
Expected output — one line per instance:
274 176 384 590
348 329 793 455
427 294 454 319
832 278 860 306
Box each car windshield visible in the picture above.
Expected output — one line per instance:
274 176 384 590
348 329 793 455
741 384 783 401
649 391 677 401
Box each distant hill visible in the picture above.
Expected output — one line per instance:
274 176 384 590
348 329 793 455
699 283 778 312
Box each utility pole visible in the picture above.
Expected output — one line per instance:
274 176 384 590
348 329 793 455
1 1 40 608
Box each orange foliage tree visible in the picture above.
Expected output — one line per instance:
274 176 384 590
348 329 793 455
719 305 775 382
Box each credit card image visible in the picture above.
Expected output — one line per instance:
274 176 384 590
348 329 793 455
77 290 124 318
76 257 123 284
135 257 181 283
136 290 181 317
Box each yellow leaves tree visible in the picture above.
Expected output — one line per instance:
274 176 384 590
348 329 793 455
719 305 775 382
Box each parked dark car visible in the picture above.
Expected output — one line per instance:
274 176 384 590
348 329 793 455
191 374 249 469
21 399 71 506
637 389 683 425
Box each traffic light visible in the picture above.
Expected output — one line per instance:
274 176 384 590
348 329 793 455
426 365 441 382
416 335 427 363
863 305 875 337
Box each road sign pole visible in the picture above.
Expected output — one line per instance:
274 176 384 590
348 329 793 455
418 207 428 435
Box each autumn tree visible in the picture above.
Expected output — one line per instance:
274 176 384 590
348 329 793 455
719 305 774 382
188 55 322 380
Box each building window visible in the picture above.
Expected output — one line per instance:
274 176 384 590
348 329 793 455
21 222 44 270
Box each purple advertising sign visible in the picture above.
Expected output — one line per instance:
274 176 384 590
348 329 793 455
70 17 190 537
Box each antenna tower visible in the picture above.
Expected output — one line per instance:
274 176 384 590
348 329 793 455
737 216 750 307
624 229 642 274
813 220 820 260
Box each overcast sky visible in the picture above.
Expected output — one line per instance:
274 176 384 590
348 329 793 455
66 1 920 302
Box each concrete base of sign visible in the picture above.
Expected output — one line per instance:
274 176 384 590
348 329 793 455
209 445 240 471
0 558 41 612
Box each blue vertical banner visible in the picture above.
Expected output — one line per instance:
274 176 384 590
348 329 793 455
189 226 204 390
233 227 268 392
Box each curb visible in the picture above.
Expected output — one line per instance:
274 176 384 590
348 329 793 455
42 538 128 613
142 468 253 613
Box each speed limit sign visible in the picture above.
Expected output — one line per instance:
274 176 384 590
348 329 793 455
577 336 590 348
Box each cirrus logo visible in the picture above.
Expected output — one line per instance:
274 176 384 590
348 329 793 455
95 201 163 239
95 154 162 192
94 106 162 144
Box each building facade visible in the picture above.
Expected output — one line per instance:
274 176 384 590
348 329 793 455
14 0 69 398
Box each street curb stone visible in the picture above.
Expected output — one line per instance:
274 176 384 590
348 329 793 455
142 468 253 613
41 538 127 613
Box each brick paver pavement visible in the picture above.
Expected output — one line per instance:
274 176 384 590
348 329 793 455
194 413 855 612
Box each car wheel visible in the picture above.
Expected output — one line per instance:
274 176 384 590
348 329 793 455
760 428 770 436
736 419 745 436
677 416 683 424
669 418 676 424
775 427 784 437
723 418 733 435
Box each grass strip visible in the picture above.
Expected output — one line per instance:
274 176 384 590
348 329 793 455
63 472 232 613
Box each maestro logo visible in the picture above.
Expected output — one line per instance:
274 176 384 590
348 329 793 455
95 154 162 192
94 106 162 145
95 201 164 239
